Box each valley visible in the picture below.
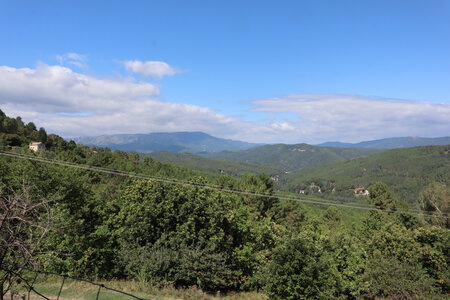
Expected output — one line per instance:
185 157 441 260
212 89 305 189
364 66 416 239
1 110 449 299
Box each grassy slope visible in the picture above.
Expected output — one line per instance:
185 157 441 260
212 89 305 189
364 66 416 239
15 278 267 300
278 145 450 202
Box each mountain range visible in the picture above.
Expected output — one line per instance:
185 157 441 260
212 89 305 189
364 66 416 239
75 132 450 154
317 136 450 149
74 132 261 154
1 107 448 204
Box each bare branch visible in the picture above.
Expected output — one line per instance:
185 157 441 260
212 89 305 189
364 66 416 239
0 181 53 297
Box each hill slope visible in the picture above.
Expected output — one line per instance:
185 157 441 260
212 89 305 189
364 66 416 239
204 143 382 171
318 136 450 149
278 145 450 202
145 151 280 177
0 110 214 183
74 132 261 154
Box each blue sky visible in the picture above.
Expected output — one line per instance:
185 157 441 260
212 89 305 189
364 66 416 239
0 0 449 143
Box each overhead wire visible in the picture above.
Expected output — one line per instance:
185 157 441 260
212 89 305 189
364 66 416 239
0 150 448 219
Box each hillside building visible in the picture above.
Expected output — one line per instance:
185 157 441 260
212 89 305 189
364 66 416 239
29 141 45 152
354 186 369 196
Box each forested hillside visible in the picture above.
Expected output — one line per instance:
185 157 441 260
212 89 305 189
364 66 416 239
1 110 449 299
205 143 381 171
144 151 279 177
279 145 450 203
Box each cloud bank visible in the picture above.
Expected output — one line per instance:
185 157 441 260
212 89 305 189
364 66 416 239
0 63 448 144
252 94 450 143
0 64 287 142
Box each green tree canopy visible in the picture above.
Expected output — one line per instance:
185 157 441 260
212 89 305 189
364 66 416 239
369 182 398 212
419 182 449 228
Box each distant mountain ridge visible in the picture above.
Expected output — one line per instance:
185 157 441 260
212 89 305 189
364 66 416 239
74 132 262 154
317 136 450 149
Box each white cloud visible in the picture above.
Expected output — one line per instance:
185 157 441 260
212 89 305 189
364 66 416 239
0 64 287 142
122 60 183 78
0 64 159 114
252 94 450 143
56 52 88 68
0 63 448 144
270 122 295 131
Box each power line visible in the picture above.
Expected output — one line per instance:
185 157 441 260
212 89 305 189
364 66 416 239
0 150 448 219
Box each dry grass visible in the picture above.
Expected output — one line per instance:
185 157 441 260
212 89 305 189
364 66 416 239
7 278 267 300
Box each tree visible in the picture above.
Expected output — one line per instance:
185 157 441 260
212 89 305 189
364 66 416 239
37 127 47 143
419 182 449 228
0 184 52 299
266 228 340 299
236 174 276 217
1 119 17 134
363 254 438 299
25 122 37 135
111 179 241 290
368 182 397 212
414 226 450 292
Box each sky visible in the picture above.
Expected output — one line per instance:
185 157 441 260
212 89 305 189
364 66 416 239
0 0 449 144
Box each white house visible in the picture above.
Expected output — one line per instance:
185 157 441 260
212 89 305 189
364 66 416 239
354 186 369 196
29 142 45 152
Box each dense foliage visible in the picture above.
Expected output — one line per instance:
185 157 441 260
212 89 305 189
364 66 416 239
144 151 279 178
205 143 381 172
1 110 449 299
278 145 450 203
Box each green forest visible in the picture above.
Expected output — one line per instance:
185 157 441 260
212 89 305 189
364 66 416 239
277 145 450 203
1 110 449 299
